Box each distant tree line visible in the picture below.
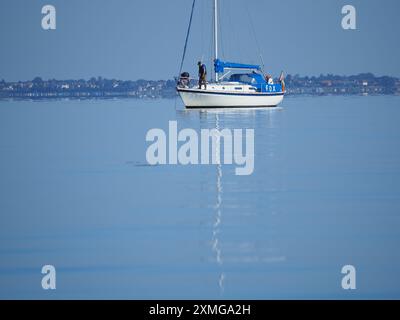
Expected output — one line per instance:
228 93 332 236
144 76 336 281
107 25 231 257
285 73 399 95
0 73 399 99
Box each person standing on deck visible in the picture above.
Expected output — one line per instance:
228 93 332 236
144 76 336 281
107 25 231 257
198 61 207 89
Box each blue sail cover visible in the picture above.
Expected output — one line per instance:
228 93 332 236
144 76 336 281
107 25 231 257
214 59 283 93
214 59 261 73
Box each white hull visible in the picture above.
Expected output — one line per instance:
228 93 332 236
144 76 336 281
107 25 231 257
177 88 284 108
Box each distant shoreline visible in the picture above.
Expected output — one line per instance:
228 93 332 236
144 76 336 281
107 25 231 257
1 73 399 100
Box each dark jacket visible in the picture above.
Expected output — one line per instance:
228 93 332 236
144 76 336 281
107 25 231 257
198 64 207 77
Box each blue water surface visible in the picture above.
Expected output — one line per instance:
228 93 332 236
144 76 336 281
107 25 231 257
0 95 399 299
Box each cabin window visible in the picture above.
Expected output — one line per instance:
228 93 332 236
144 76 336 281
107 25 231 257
234 87 243 90
229 74 253 84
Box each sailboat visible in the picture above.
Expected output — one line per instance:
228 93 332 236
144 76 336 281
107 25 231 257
177 0 285 109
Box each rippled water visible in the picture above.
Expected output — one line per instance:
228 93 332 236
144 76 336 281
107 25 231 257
0 95 399 299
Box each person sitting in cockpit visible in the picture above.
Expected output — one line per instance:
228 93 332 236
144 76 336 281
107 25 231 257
265 74 274 85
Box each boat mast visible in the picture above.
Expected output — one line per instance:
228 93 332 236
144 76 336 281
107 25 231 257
214 0 219 82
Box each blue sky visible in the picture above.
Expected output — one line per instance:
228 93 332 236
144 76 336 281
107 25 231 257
0 0 399 81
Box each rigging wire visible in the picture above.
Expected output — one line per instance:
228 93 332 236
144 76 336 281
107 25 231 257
226 0 234 61
228 0 243 65
179 0 266 81
218 0 226 60
200 0 205 62
210 1 216 80
244 1 266 73
178 0 197 77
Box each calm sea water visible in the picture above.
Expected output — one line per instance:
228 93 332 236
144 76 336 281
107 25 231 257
0 95 399 299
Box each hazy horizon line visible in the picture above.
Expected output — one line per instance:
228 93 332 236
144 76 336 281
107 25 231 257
1 72 399 83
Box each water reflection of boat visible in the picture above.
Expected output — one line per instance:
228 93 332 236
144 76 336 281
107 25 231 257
176 108 286 295
212 113 225 293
